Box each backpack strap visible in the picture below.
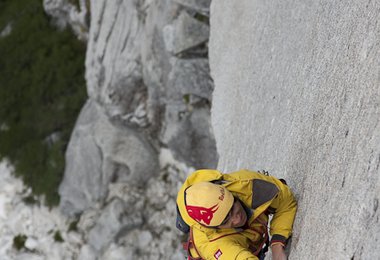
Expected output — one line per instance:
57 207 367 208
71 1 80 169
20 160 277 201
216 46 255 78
183 227 203 260
247 213 270 256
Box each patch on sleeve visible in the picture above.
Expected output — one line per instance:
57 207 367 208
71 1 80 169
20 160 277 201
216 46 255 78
214 249 223 259
252 179 279 209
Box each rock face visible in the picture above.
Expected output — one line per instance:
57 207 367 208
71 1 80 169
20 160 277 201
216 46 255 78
59 100 159 216
56 0 217 259
209 1 380 259
60 0 217 213
43 0 89 41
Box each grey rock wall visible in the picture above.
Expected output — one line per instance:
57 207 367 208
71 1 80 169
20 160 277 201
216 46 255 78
209 1 380 259
43 0 89 41
59 0 217 216
55 0 217 258
59 100 158 216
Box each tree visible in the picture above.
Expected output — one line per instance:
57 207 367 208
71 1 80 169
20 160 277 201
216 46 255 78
0 0 87 206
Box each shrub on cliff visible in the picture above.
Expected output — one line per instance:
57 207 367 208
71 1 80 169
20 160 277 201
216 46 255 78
0 0 87 206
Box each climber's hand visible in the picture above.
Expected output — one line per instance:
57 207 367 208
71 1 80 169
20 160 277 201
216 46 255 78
271 244 287 260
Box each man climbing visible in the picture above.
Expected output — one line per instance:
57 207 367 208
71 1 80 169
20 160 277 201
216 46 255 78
176 169 297 260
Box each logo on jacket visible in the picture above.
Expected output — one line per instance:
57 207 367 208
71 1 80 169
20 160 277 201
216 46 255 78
214 249 223 259
186 204 219 225
218 187 225 201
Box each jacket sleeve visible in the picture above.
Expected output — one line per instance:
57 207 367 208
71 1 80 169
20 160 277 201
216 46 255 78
235 249 259 260
200 241 258 260
267 178 297 246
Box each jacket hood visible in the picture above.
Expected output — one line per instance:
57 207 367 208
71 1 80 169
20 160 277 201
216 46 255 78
176 169 224 228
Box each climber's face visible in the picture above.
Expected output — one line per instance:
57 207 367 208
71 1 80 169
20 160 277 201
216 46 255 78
217 198 247 229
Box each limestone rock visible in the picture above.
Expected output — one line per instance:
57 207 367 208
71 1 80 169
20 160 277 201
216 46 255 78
107 165 188 260
57 0 216 258
173 0 211 15
77 207 101 234
78 245 97 260
87 198 143 253
137 230 153 249
168 57 213 101
101 243 133 260
162 105 217 169
0 23 12 38
59 100 158 216
43 0 89 41
140 0 177 135
163 11 209 54
59 101 104 217
24 237 38 251
140 0 217 168
85 0 145 122
209 0 380 259
60 0 216 217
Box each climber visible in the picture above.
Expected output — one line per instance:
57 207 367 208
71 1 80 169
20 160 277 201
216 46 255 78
176 169 297 260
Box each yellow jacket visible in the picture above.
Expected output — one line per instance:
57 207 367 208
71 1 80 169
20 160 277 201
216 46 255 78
176 169 297 260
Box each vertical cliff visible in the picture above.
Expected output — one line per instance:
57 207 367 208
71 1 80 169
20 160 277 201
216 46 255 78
57 0 216 259
1 0 215 259
209 1 380 259
4 0 379 259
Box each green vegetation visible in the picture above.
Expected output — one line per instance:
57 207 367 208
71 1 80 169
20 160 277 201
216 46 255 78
22 194 39 205
68 0 80 9
193 13 209 25
0 0 87 206
13 234 27 250
53 230 64 242
183 94 190 104
68 219 79 232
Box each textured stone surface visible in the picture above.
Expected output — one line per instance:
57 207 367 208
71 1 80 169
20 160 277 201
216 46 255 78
162 105 217 168
0 160 84 260
168 58 213 101
59 100 159 216
140 0 217 167
163 11 210 54
84 0 216 167
85 0 144 120
43 0 89 41
209 1 380 259
0 23 12 38
173 0 211 15
58 0 216 258
87 198 143 253
1 0 217 259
